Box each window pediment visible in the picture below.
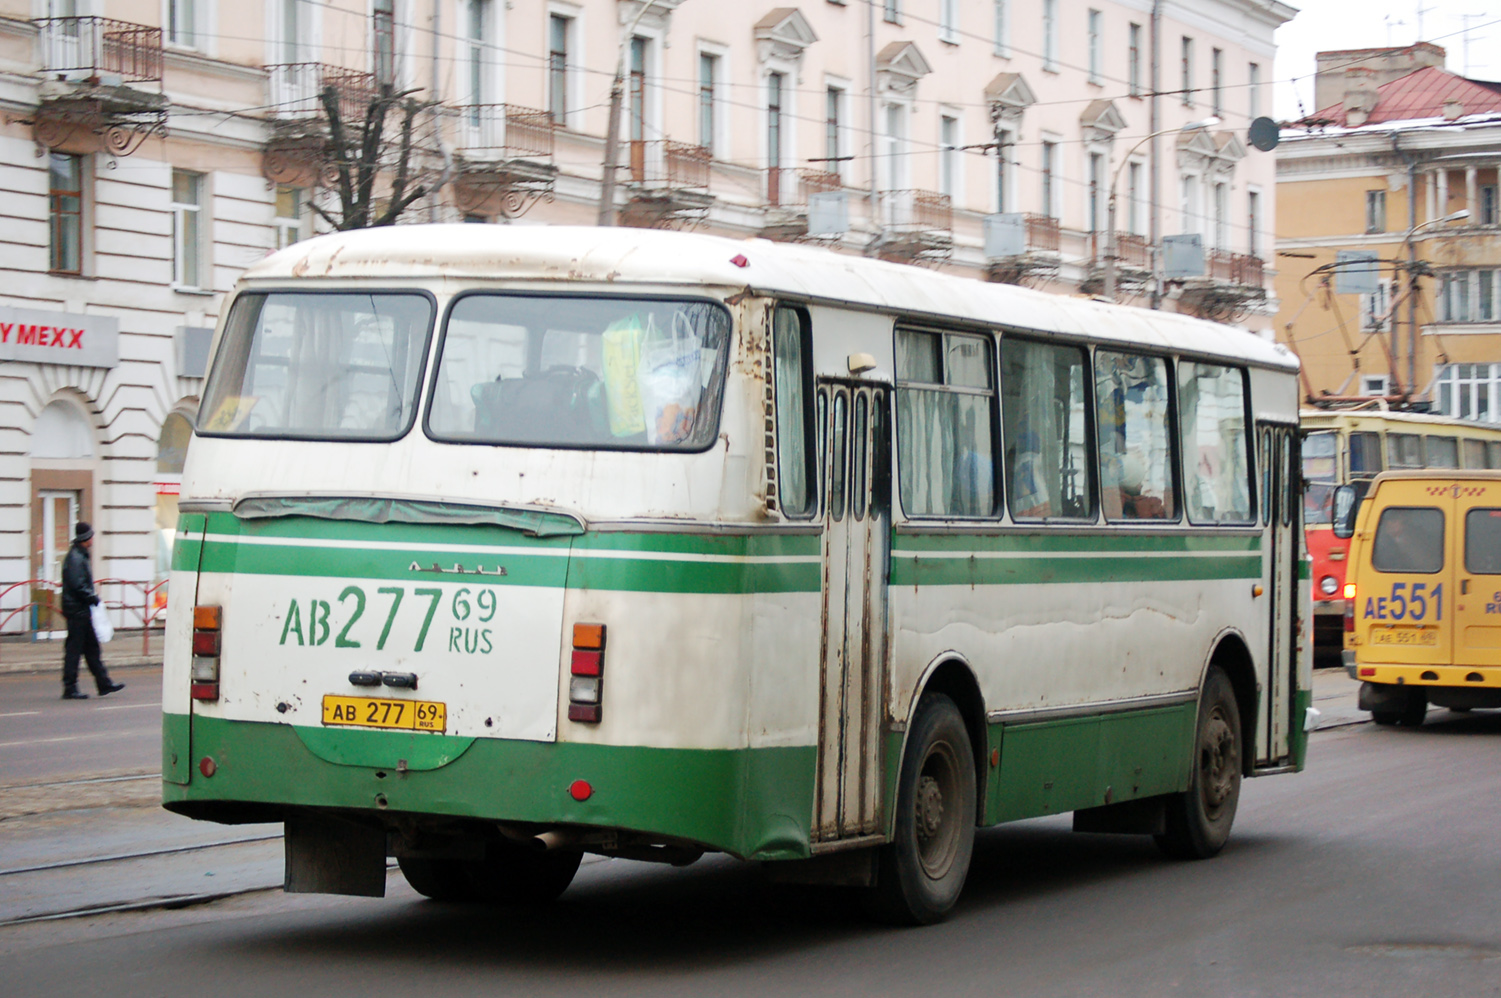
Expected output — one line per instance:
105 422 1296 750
754 8 818 62
984 72 1036 125
1079 99 1126 143
876 41 931 97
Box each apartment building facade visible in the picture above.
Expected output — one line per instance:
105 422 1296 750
1276 44 1501 413
0 0 1289 630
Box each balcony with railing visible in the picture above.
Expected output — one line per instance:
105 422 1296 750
265 63 378 123
1081 231 1153 295
1179 249 1268 321
452 104 557 219
1207 249 1264 288
621 140 713 229
874 189 953 264
762 169 847 241
985 214 1062 285
27 17 167 157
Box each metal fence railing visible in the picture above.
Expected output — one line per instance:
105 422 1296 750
33 16 163 83
0 578 168 663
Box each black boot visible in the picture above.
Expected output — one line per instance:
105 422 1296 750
62 688 90 700
98 681 125 696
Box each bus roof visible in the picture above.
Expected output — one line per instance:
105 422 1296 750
1301 408 1501 434
246 224 1297 373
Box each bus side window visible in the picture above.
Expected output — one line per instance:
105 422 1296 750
772 306 817 518
1426 435 1459 469
1349 431 1382 476
1489 441 1501 469
1388 432 1422 470
1463 438 1487 469
895 329 999 518
1095 350 1176 522
1001 337 1096 521
1176 362 1252 524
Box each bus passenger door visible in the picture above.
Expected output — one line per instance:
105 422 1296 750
1257 423 1298 765
814 382 890 842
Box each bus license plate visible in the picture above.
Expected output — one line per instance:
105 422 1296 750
1371 629 1438 647
322 695 446 732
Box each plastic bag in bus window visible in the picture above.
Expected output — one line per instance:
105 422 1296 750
202 396 259 433
637 312 702 445
602 317 647 438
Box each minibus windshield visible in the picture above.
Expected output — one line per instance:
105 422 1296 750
426 294 731 452
200 292 433 440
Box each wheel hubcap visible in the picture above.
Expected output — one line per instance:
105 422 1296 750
914 741 961 878
1200 706 1238 817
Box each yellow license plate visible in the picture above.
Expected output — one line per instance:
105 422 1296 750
1371 629 1438 647
322 695 446 732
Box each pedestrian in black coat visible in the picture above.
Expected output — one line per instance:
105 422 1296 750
60 522 124 700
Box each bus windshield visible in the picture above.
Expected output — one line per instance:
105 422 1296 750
426 294 731 451
200 292 433 440
1303 430 1337 525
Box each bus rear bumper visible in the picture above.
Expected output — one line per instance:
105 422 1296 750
162 713 816 864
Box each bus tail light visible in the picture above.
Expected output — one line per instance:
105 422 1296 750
568 623 605 723
192 605 222 701
1344 587 1356 634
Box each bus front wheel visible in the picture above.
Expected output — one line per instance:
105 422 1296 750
864 693 976 925
399 840 582 905
1156 666 1241 860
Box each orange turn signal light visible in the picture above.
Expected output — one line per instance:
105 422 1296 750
573 623 605 650
194 605 222 630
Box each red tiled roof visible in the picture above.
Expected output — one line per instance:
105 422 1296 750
1311 65 1501 125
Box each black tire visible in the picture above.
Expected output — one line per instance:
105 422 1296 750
1371 711 1401 726
1399 690 1428 727
399 839 582 905
863 694 976 925
1156 667 1242 860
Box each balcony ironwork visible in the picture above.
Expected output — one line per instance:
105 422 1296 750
873 189 953 265
1179 250 1268 322
1082 231 1152 296
34 17 162 83
1207 249 1264 287
985 214 1063 286
621 140 713 229
27 17 167 157
265 63 379 122
452 104 557 220
762 170 848 242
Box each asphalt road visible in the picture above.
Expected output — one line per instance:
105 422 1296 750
1 706 1498 997
0 667 162 785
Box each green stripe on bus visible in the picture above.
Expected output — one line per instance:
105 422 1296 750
164 714 816 861
888 554 1262 587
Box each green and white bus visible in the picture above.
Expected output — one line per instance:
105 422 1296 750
163 225 1310 923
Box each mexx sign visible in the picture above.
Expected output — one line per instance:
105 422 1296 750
0 306 119 368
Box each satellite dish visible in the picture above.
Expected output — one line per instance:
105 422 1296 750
1248 116 1279 152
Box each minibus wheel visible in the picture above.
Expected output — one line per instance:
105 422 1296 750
863 693 976 925
399 840 582 904
1156 666 1241 860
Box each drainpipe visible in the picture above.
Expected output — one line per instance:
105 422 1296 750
1406 153 1419 398
868 0 879 247
428 0 446 222
1149 0 1162 308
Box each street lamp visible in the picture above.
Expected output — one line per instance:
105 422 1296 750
1399 207 1469 394
1103 116 1220 302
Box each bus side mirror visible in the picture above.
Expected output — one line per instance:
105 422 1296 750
1332 485 1359 539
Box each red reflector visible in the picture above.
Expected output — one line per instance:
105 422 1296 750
568 703 601 724
191 681 220 701
199 756 217 777
569 779 593 801
1344 600 1356 633
572 623 606 650
1359 667 1377 677
192 631 221 656
571 650 603 676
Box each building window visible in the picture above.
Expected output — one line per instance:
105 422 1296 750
168 0 198 49
940 115 959 198
1481 184 1498 226
1366 190 1386 233
995 127 1011 212
467 0 488 107
280 0 301 63
939 0 958 43
171 169 205 290
1127 161 1143 234
1436 364 1498 423
1438 269 1500 324
275 185 306 249
698 53 718 152
1128 23 1141 96
1361 374 1390 397
1213 181 1227 249
1181 36 1194 106
1087 9 1102 84
1360 280 1392 332
549 14 571 122
372 0 395 85
1248 62 1261 119
629 36 647 144
883 103 907 193
826 86 844 180
1042 0 1058 70
883 0 899 24
1180 174 1199 234
48 152 84 275
1247 189 1260 256
767 72 784 202
1210 47 1222 117
993 0 1009 57
1041 140 1057 218
1088 152 1104 233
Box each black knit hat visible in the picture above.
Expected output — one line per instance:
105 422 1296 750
74 522 93 543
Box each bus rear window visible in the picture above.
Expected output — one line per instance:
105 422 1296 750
200 292 433 440
1372 506 1444 574
426 294 730 452
1466 509 1501 574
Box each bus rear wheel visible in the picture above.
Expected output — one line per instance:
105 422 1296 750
399 840 582 905
863 693 976 925
1156 666 1241 860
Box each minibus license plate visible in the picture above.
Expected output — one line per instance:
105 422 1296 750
1371 629 1437 647
322 695 446 732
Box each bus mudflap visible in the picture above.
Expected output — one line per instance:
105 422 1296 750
284 814 387 897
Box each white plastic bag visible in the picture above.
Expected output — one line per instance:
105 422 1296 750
90 602 114 644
